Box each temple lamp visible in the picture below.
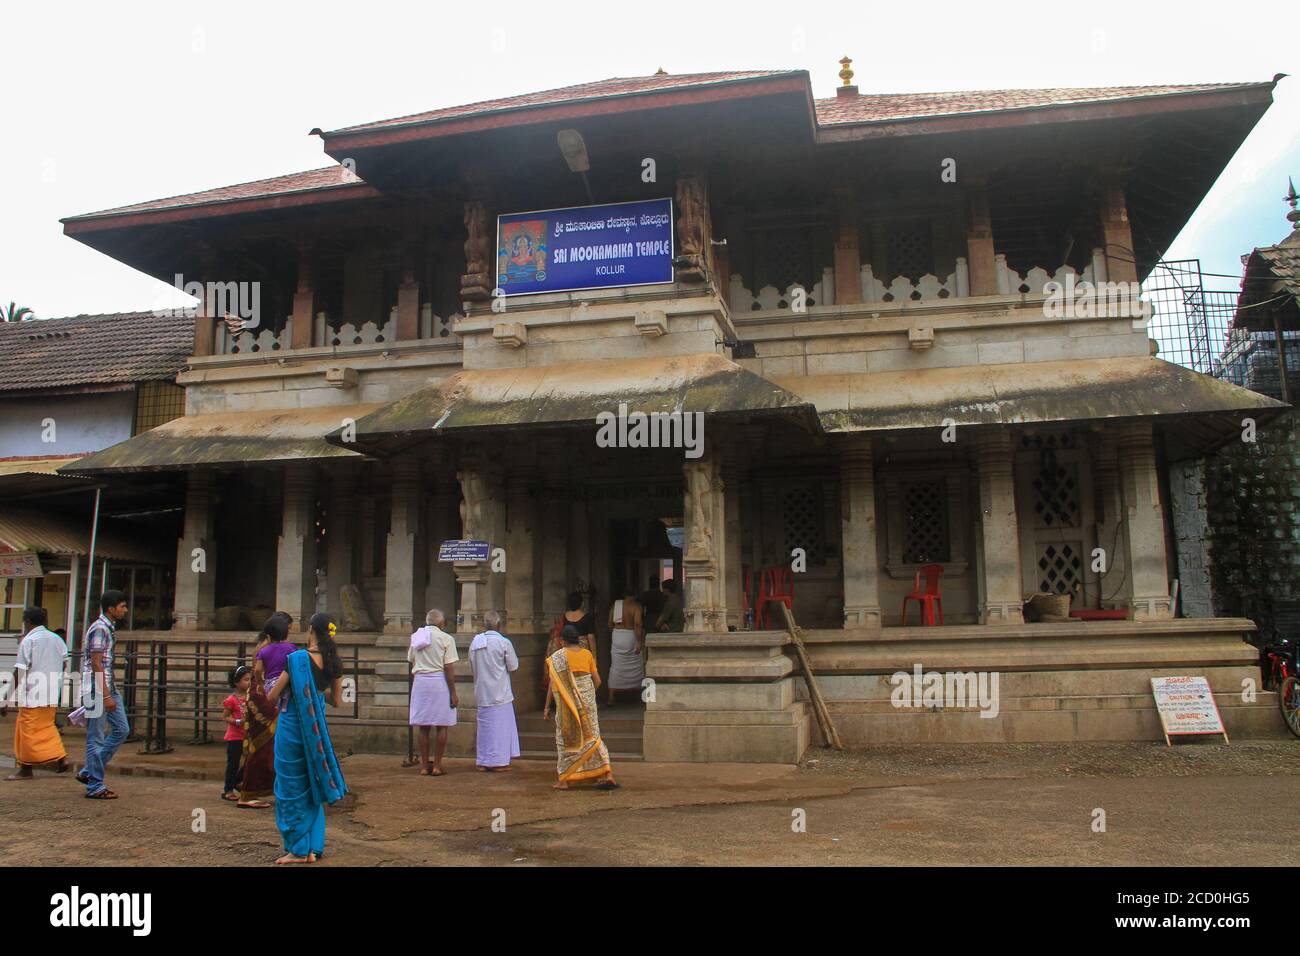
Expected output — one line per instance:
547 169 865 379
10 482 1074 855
557 128 594 204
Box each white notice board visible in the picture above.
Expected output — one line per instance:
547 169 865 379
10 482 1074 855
1150 676 1228 745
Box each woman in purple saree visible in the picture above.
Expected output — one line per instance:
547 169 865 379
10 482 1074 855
267 612 347 864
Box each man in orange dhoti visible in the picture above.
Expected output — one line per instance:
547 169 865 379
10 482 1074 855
4 606 70 780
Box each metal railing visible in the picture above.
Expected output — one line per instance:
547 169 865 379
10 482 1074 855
66 642 418 763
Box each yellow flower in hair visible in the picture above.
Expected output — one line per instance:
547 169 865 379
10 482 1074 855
328 622 337 638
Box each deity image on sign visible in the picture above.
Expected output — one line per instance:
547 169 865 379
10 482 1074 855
498 220 548 286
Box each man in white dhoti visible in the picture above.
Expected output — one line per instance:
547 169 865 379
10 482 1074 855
469 610 520 772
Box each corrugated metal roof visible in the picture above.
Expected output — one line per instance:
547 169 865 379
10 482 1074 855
63 403 382 473
0 507 165 563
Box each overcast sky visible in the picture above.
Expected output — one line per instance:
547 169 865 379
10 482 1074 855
1 0 1295 318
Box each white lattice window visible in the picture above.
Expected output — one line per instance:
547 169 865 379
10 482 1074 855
1037 542 1083 595
902 479 951 564
782 484 825 566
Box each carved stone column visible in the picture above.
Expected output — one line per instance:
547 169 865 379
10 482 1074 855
721 449 743 629
174 471 217 630
975 433 1024 624
833 187 861 305
276 464 319 630
1118 423 1173 620
674 172 709 283
425 475 458 627
326 467 358 624
382 458 424 639
682 452 727 632
840 436 882 629
505 467 542 635
460 200 494 302
454 451 505 634
965 180 998 296
1093 438 1130 609
539 438 570 625
394 257 421 341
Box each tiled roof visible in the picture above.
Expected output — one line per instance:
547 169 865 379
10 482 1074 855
64 166 366 221
814 82 1266 125
1255 231 1300 302
0 311 193 393
330 71 800 133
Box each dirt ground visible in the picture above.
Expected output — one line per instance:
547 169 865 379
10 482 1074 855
1 738 1297 866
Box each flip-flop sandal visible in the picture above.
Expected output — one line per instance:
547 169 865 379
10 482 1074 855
596 781 622 790
238 800 272 809
5 773 34 782
221 793 240 802
86 789 118 799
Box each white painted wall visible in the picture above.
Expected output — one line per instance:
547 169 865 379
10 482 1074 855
0 392 135 457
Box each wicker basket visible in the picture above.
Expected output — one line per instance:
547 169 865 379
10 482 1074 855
1028 592 1071 620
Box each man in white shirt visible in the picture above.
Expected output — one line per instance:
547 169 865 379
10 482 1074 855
408 608 460 776
468 610 519 772
4 606 70 779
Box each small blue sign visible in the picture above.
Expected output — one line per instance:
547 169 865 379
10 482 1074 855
438 539 491 562
496 198 674 297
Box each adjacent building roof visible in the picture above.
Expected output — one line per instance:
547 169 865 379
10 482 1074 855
62 403 383 473
0 506 164 563
0 311 194 395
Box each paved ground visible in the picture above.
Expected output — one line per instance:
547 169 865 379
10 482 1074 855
2 732 1297 866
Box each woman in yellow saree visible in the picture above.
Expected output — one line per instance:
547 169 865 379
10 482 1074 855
543 625 620 790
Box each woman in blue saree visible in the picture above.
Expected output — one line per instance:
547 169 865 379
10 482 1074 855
266 612 347 864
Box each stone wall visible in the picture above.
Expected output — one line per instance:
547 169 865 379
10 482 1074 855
1203 408 1300 633
1168 459 1215 618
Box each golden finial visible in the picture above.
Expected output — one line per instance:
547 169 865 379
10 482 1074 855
654 66 668 76
838 56 854 87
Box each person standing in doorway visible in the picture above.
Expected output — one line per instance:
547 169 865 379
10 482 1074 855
408 608 459 777
79 590 130 800
4 606 70 780
606 592 645 706
657 579 684 633
469 610 520 772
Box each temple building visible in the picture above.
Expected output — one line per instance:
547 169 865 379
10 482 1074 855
58 65 1291 760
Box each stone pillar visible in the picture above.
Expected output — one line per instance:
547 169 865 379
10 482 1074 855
975 433 1024 624
539 438 570 624
394 259 421 342
839 436 882 629
454 452 505 635
722 451 743 629
965 181 998 296
174 471 217 630
290 245 315 350
1093 439 1130 609
326 468 358 623
833 187 862 305
1118 423 1173 620
425 484 457 624
1100 172 1138 285
505 468 542 635
382 458 424 639
683 452 727 632
276 465 318 629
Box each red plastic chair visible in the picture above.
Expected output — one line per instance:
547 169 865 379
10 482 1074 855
758 565 795 629
901 564 944 626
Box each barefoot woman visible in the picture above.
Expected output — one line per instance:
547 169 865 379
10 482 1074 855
543 625 619 790
266 612 347 864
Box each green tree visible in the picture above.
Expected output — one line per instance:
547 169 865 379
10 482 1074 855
3 302 35 322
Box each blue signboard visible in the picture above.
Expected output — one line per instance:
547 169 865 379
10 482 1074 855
438 539 491 562
496 198 674 297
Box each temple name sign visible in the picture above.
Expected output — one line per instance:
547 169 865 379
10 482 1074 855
438 539 491 562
